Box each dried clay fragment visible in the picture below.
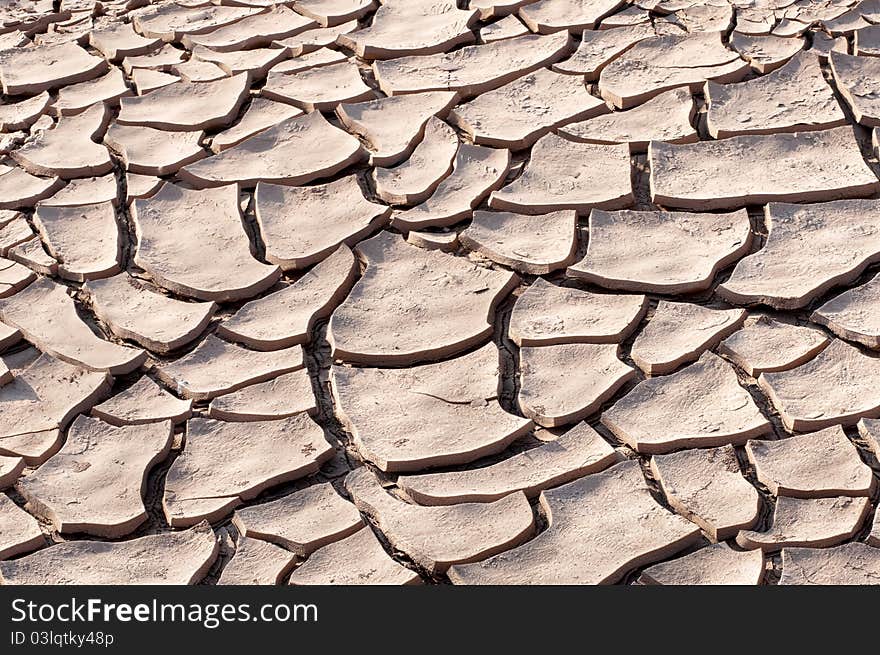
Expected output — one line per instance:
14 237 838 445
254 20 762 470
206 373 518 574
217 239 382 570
518 0 627 33
262 61 374 111
746 426 875 498
630 302 745 375
91 376 192 426
737 495 870 551
0 258 34 299
170 61 226 84
51 68 132 117
406 231 458 251
105 123 205 176
182 6 316 51
17 416 173 537
178 111 364 188
812 274 880 349
391 143 511 230
730 33 805 73
650 127 879 210
558 87 697 152
489 134 631 215
0 320 20 353
218 245 356 349
372 116 459 205
217 536 296 586
32 201 120 281
448 460 701 584
130 69 179 95
11 103 112 179
88 21 161 60
719 200 880 309
594 3 649 27
650 445 761 541
779 543 880 585
208 98 303 153
372 32 572 98
640 543 765 585
331 343 533 472
809 31 847 59
0 494 45 560
758 340 880 431
126 173 163 202
254 176 389 271
133 183 280 302
0 92 51 131
289 526 420 585
336 0 477 59
293 0 376 27
40 174 118 207
336 90 458 166
568 208 751 293
448 68 606 150
552 23 653 78
155 335 304 401
163 416 333 527
821 6 870 35
233 482 364 556
0 169 63 210
0 41 107 95
274 21 359 54
344 467 535 574
122 44 186 74
855 23 880 55
518 343 635 427
397 422 621 505
132 3 264 41
598 32 749 109
0 278 145 375
328 231 517 365
509 277 647 346
6 237 57 277
208 370 317 421
0 354 111 464
480 14 530 42
0 215 35 255
84 274 216 353
116 73 249 131
705 52 846 138
717 314 829 376
601 352 770 454
192 45 289 81
459 209 578 274
0 456 25 489
0 522 218 584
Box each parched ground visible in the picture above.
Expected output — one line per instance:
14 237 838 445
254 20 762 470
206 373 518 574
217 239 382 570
1 0 880 586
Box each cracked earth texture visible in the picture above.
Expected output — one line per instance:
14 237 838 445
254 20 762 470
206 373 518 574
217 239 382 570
1 0 880 586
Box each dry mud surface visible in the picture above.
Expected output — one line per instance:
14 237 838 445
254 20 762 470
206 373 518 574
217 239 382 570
2 0 880 586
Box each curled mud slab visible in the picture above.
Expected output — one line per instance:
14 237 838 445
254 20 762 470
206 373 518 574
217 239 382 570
640 544 765 585
650 446 761 541
332 343 533 471
568 208 752 294
602 352 771 454
163 415 333 527
448 461 701 584
17 415 173 537
650 127 880 210
0 522 218 584
328 232 517 365
132 183 281 302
